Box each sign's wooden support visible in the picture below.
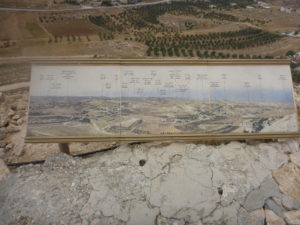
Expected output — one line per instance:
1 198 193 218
26 132 300 143
58 143 70 155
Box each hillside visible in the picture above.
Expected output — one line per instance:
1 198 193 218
0 0 299 58
0 0 75 9
264 0 300 8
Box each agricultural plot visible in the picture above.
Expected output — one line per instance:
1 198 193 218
0 0 299 58
39 16 103 37
86 2 284 58
45 21 95 36
134 27 281 57
0 12 47 40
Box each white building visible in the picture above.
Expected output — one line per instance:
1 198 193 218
257 1 266 5
262 5 271 9
280 7 293 13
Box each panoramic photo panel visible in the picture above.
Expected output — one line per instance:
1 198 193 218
120 65 211 135
119 64 298 135
206 65 297 133
27 63 298 137
27 65 122 137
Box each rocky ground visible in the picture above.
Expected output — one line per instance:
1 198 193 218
0 87 28 160
1 141 300 225
0 86 117 163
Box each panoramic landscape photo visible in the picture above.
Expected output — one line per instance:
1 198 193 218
27 64 298 137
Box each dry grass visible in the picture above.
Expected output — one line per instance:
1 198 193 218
228 8 300 32
15 39 147 58
0 12 47 40
42 18 103 37
0 63 30 86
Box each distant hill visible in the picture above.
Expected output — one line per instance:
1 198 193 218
0 0 65 8
264 0 300 8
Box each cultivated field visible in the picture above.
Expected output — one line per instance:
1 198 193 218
0 0 299 59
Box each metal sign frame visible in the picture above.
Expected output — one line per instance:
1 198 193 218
25 59 300 143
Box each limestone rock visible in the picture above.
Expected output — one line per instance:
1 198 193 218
273 163 300 203
278 140 300 153
91 217 125 225
282 195 300 211
220 183 240 207
5 143 13 151
286 140 300 153
265 209 285 225
290 151 300 168
255 143 289 170
174 207 203 224
156 215 185 225
259 177 282 198
83 189 130 222
16 118 23 126
0 159 9 181
243 177 282 211
201 201 239 225
0 141 6 148
0 92 4 102
243 189 265 211
0 132 6 140
148 157 219 218
170 154 182 163
0 142 296 225
265 198 285 217
238 208 265 225
0 148 4 158
12 115 20 121
13 142 24 157
208 142 286 206
10 105 17 111
284 210 300 225
17 104 26 110
6 126 20 133
44 152 77 168
0 119 8 128
7 109 15 118
9 120 17 126
127 201 159 225
272 197 283 207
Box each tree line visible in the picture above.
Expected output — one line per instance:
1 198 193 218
131 28 281 57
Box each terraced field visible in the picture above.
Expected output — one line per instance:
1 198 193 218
0 0 299 58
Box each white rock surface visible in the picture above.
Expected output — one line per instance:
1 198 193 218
0 142 296 225
0 159 9 181
265 209 285 225
291 151 300 167
273 163 300 203
284 210 300 225
243 177 282 211
0 92 4 103
238 208 265 225
127 201 159 225
282 195 300 211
